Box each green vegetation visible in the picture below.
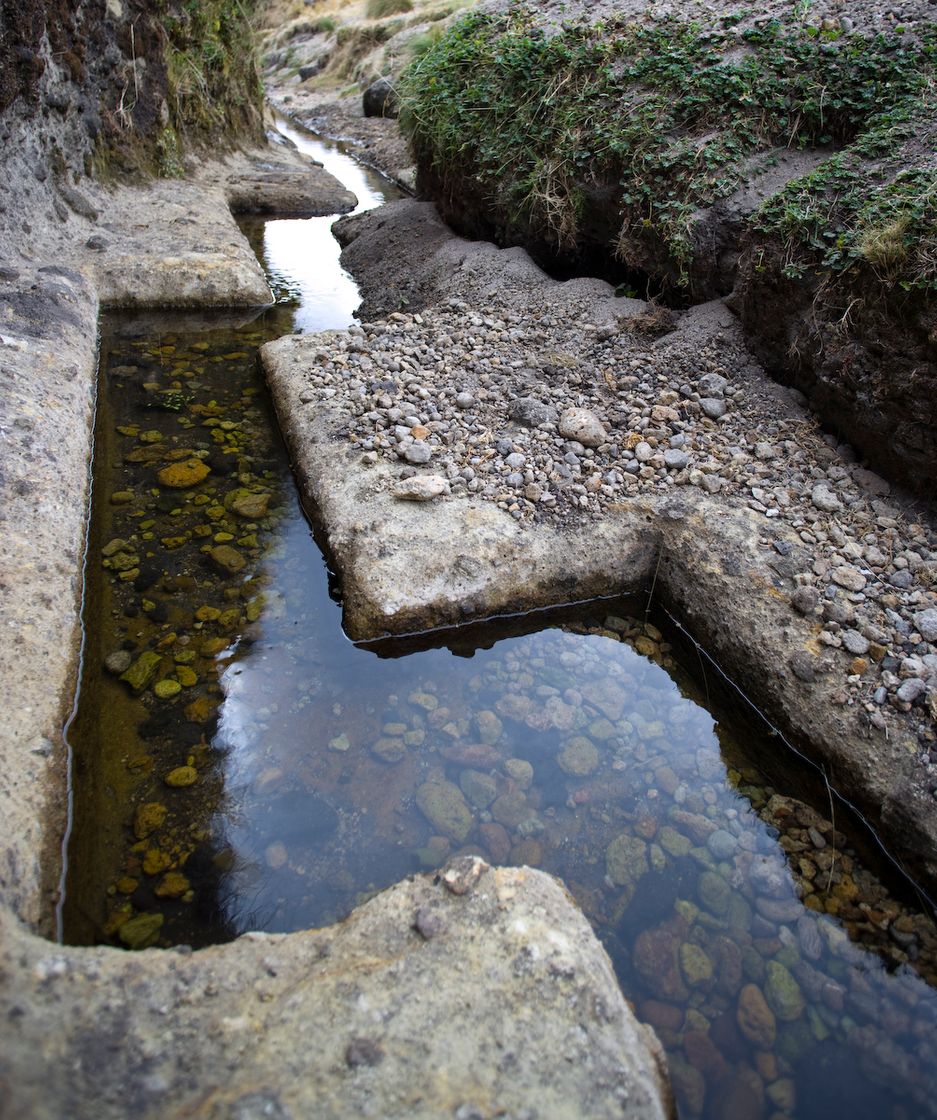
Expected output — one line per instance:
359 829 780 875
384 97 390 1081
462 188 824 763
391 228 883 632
753 97 937 290
400 11 935 286
406 23 447 60
367 0 414 17
160 0 263 146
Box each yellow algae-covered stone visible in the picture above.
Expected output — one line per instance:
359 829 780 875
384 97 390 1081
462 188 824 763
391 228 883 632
165 765 198 788
118 912 164 950
209 544 246 574
155 871 191 898
154 679 182 700
195 605 221 622
184 696 214 723
175 666 198 688
133 801 167 840
157 458 210 489
143 848 172 876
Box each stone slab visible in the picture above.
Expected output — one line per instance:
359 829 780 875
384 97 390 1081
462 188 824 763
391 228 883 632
0 860 673 1120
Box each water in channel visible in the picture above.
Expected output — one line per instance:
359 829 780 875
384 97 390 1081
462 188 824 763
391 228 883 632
62 122 937 1120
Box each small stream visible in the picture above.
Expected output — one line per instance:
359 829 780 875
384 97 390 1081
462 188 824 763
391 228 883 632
61 120 937 1120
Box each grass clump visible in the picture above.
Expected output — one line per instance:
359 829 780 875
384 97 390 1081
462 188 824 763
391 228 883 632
160 0 263 147
753 97 937 290
400 11 935 286
366 0 413 18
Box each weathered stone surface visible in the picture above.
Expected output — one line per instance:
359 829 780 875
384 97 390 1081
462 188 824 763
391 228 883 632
224 154 357 216
393 474 449 501
559 407 607 448
0 867 673 1119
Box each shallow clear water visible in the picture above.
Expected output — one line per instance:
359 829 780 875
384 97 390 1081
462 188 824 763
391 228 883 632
62 121 937 1120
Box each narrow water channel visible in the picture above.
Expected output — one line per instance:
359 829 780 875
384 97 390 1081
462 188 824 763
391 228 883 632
61 121 937 1120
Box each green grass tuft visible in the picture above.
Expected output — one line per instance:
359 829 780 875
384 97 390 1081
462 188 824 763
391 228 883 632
366 0 413 19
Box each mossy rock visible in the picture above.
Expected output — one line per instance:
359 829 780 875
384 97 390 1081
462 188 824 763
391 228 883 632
120 651 163 693
415 780 474 842
605 834 648 888
134 801 167 840
557 735 599 777
118 912 164 950
157 458 210 488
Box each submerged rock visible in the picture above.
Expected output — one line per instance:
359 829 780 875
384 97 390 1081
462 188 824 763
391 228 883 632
120 652 162 694
558 735 599 776
157 459 210 488
764 961 805 1022
606 834 649 888
415 780 474 843
737 983 776 1048
117 911 164 950
210 544 247 574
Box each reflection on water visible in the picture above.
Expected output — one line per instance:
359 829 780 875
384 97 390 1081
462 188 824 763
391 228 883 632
63 124 937 1120
246 114 400 331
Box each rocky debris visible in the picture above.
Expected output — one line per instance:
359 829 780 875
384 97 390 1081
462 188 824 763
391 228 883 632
1 867 673 1119
392 474 449 501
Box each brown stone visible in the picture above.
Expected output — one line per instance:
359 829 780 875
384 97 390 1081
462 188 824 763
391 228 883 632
633 917 689 1002
479 822 511 863
736 984 776 1049
439 742 501 767
640 1000 684 1033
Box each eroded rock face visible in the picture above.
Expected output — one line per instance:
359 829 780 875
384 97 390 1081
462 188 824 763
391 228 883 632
1 863 674 1120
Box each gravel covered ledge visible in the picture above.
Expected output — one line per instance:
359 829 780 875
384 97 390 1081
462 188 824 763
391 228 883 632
1 859 674 1120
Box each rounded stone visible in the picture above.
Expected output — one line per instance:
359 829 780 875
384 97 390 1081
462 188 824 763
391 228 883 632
707 829 737 861
737 983 776 1048
416 780 474 843
210 545 247 574
154 678 182 699
605 834 649 888
104 649 133 675
679 942 714 987
503 758 533 789
558 408 606 448
764 961 805 1021
371 737 407 763
157 458 210 488
557 735 599 776
118 912 164 950
164 765 198 788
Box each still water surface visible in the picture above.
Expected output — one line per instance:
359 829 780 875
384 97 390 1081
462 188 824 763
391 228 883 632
63 121 937 1120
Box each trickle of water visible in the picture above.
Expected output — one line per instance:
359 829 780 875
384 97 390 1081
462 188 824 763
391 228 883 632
62 120 937 1120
